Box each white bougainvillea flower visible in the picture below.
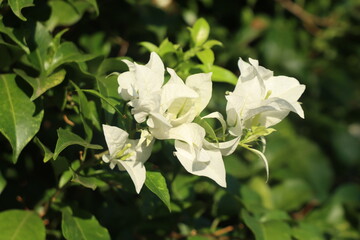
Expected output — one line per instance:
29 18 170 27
149 68 212 139
102 125 154 193
226 58 305 135
118 52 168 124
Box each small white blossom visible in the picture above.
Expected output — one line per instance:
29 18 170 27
102 125 154 193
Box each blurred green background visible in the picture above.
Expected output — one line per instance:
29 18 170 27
0 0 359 239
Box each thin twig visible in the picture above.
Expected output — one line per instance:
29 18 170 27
276 0 335 35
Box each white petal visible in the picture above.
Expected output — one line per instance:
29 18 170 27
185 72 212 115
204 136 241 156
117 158 146 194
202 111 227 137
102 125 129 156
117 71 137 101
175 147 227 187
145 52 165 77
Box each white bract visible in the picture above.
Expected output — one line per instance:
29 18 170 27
102 125 154 193
117 52 168 125
226 58 305 136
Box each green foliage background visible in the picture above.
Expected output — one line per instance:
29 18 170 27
0 0 359 239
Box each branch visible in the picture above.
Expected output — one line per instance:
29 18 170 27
276 0 335 35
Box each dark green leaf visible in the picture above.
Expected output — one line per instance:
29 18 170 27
84 0 99 16
0 16 29 53
26 22 52 72
190 18 210 46
14 69 66 100
0 74 44 163
145 171 171 211
33 137 54 163
53 128 102 160
242 210 292 240
0 209 45 240
8 0 34 21
82 89 124 116
272 179 313 211
45 0 89 31
71 173 104 191
0 172 6 195
47 42 97 74
62 207 110 240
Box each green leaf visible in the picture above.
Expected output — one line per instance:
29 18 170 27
14 69 66 101
203 40 223 49
196 49 214 68
158 38 178 56
47 42 97 74
82 89 124 116
190 18 210 46
26 22 52 73
84 0 99 16
145 171 171 211
0 209 45 240
71 173 99 191
33 137 54 163
53 128 102 160
45 0 89 31
292 223 324 240
0 74 44 163
139 41 159 53
8 0 34 21
242 210 292 240
272 179 313 211
62 207 110 240
197 64 238 85
194 116 218 142
0 171 6 195
0 16 30 54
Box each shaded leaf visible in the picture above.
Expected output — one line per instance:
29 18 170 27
145 171 171 211
272 179 313 211
0 209 45 240
242 210 292 240
0 16 29 53
0 74 44 163
0 171 6 195
33 137 54 163
62 207 110 240
14 69 66 100
8 0 34 21
47 42 97 74
82 89 124 116
53 128 102 160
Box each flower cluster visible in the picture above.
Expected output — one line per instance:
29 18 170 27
102 52 305 193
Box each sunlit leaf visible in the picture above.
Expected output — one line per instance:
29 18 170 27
8 0 34 21
62 207 110 240
190 18 210 46
145 171 171 211
196 64 237 85
196 49 214 68
0 74 44 163
53 128 102 160
0 209 45 240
